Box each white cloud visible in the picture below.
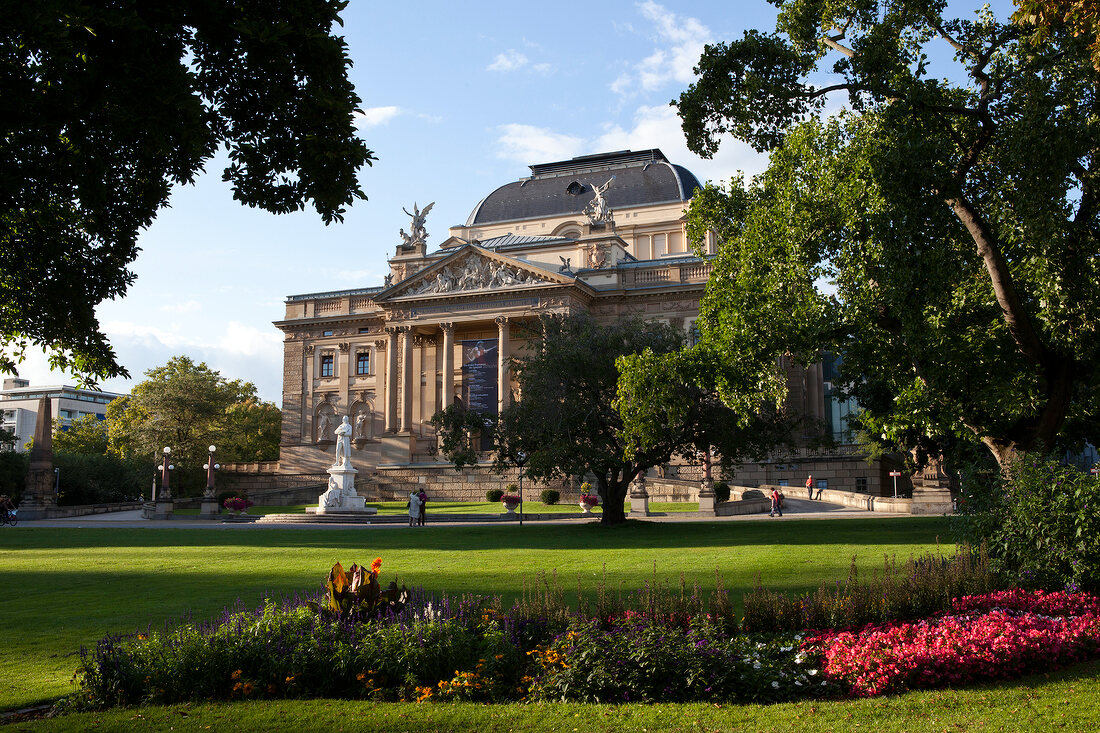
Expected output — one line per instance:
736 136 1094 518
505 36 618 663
595 104 768 184
487 49 528 72
613 1 712 95
354 106 402 128
161 300 201 314
218 321 282 359
494 124 585 164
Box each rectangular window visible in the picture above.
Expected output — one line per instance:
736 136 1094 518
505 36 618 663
816 479 828 490
855 477 868 492
668 231 684 253
358 327 370 334
652 233 667 257
636 234 651 260
320 354 334 377
356 352 370 375
322 330 334 337
777 479 789 487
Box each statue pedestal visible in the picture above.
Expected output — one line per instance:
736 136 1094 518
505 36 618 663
317 464 375 514
629 475 650 517
697 479 716 515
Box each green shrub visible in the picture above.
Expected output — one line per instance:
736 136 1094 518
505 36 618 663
0 451 27 502
486 488 504 502
958 454 1100 592
54 453 147 505
539 489 560 505
713 481 730 502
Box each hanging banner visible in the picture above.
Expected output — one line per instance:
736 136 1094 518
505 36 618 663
462 339 498 450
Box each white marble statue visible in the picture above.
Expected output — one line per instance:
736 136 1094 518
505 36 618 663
354 411 367 440
320 475 342 507
334 415 353 467
584 176 615 224
402 202 435 244
317 411 333 442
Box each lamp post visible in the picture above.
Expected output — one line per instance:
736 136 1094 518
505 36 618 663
160 446 174 500
515 450 528 526
200 445 222 519
203 445 219 497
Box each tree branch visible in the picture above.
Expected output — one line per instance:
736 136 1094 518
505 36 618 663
944 194 1046 365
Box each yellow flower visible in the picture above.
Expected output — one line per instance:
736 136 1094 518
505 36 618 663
231 670 243 680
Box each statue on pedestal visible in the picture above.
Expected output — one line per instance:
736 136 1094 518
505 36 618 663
334 415 353 467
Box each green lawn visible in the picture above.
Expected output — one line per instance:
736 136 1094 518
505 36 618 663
13 658 1100 731
6 516 1092 731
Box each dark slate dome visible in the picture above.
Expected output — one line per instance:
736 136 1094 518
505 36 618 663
465 149 702 226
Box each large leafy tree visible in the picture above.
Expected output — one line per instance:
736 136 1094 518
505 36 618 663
670 1 1100 469
1 0 375 382
52 414 109 455
106 356 280 482
434 315 777 525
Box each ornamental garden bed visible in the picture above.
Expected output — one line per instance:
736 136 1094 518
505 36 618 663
69 550 1100 711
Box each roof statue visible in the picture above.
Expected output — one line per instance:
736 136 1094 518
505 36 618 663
401 201 435 245
583 176 615 225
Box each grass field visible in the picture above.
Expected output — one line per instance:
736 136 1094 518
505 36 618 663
4 516 1097 731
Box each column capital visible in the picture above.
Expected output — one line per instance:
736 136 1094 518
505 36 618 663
439 322 454 334
373 339 387 350
495 315 510 328
385 325 409 335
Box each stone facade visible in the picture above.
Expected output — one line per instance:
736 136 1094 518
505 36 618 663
274 149 895 496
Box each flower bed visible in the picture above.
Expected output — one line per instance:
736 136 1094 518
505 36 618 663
805 590 1100 696
71 557 1100 710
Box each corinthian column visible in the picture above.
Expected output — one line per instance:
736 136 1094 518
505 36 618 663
385 327 399 432
440 322 455 408
400 327 413 432
496 316 510 414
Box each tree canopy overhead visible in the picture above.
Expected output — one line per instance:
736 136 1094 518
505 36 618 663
673 1 1100 468
2 0 375 382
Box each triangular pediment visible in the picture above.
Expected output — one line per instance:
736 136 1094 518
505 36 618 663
379 245 573 301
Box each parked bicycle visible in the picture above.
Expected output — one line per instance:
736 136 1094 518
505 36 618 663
0 496 17 526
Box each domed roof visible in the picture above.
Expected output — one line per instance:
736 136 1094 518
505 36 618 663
465 149 701 226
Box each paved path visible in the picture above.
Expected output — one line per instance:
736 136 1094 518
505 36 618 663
16 498 913 530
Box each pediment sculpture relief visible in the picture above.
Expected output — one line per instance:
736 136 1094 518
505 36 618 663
403 256 549 296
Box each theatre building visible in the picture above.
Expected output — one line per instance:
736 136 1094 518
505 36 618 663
274 149 892 496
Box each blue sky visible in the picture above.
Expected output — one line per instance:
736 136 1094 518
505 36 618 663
15 0 1016 402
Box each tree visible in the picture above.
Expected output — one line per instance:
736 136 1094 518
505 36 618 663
433 315 769 525
2 0 375 382
671 1 1100 470
52 414 109 455
1015 1 1100 68
106 356 280 491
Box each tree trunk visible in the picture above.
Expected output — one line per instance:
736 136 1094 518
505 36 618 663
600 477 629 525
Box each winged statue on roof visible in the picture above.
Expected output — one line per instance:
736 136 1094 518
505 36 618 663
402 201 435 244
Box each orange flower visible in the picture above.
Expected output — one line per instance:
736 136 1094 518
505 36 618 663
371 557 383 574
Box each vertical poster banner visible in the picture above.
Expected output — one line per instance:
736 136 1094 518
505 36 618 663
462 339 498 451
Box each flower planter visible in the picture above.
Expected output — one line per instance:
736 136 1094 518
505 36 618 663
579 502 591 514
503 501 520 513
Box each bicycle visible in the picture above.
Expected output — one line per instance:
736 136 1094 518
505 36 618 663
1 507 16 526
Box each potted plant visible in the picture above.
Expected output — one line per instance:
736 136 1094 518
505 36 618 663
223 496 254 516
501 494 521 512
578 483 599 513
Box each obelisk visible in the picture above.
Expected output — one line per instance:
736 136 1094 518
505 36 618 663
20 398 56 519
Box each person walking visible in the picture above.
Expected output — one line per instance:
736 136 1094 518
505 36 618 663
769 487 783 517
407 491 421 528
806 474 814 499
417 489 428 526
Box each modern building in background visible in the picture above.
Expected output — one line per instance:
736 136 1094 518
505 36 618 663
275 149 893 494
0 378 125 452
